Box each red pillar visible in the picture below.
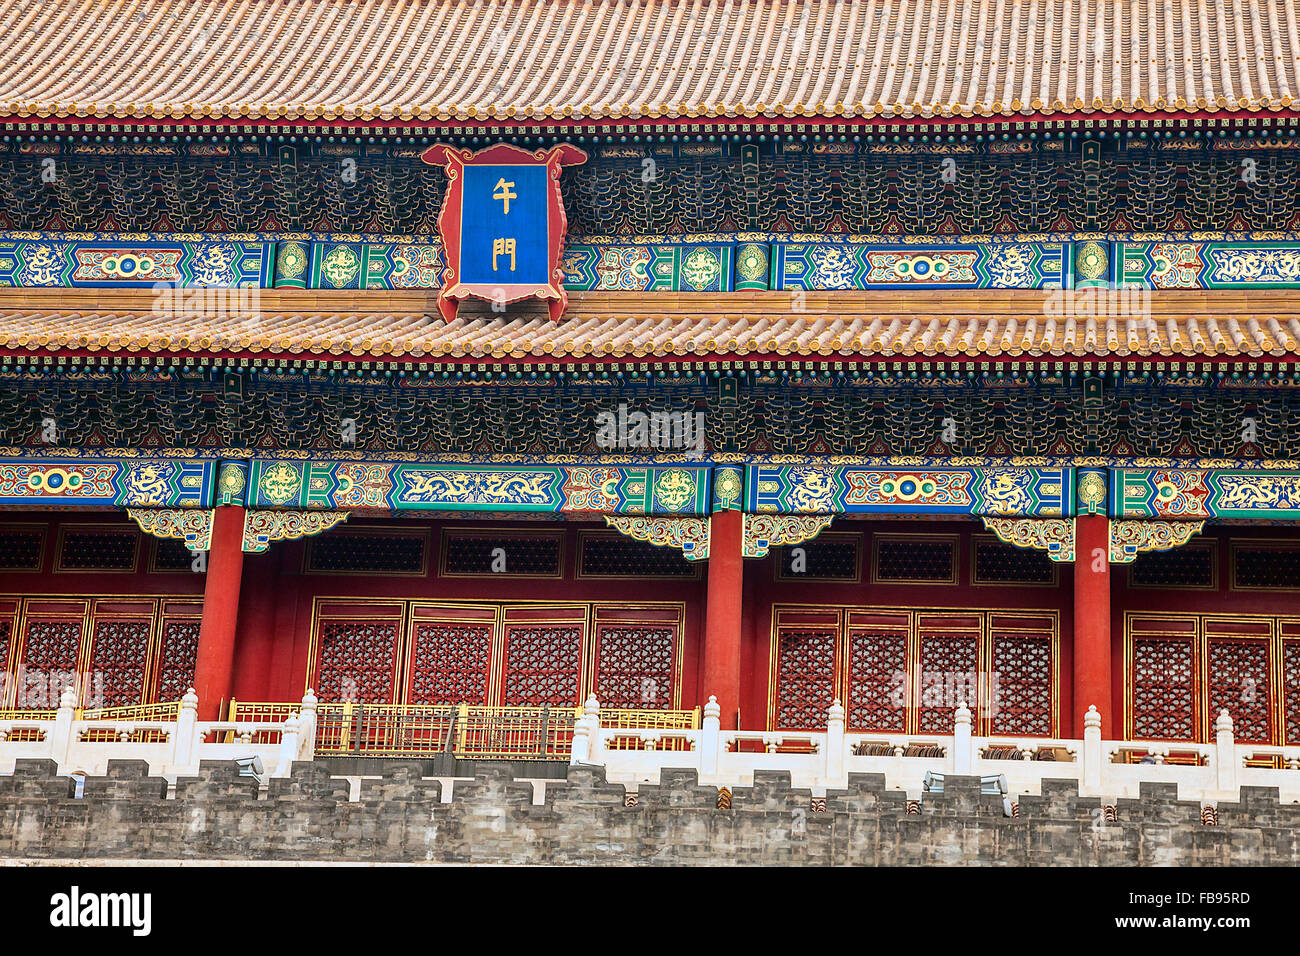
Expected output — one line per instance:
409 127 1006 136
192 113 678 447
702 509 744 730
1073 514 1112 737
192 505 247 720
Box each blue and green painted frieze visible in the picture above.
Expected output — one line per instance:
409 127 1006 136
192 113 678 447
1116 240 1300 289
744 465 1074 516
1112 468 1300 520
7 231 1300 292
0 457 216 507
244 460 712 515
0 236 274 288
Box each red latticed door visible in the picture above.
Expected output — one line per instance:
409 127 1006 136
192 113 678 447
310 601 404 704
404 603 497 705
1127 614 1199 741
986 613 1057 737
84 599 157 708
13 599 89 710
770 608 841 731
915 612 982 733
151 599 203 702
590 605 683 710
1282 623 1300 746
844 610 909 732
0 598 17 707
1204 618 1275 744
497 605 588 707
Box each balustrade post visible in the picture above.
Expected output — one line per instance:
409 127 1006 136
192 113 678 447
173 687 199 768
825 698 846 783
570 711 591 765
1082 705 1103 794
299 689 318 761
50 685 77 768
953 701 973 775
583 695 601 764
1214 709 1238 794
276 713 301 777
699 695 720 776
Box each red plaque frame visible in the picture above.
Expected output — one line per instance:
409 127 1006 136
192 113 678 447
420 142 587 323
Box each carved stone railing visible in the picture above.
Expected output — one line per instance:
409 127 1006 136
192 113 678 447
574 697 1300 806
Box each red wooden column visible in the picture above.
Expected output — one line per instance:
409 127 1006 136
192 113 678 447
1073 513 1112 737
192 505 247 720
702 509 744 730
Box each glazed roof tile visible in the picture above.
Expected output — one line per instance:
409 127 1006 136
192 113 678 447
2 289 1299 360
2 0 1298 123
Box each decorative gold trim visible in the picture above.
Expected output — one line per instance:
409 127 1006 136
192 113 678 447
767 602 1060 737
1229 538 1300 592
305 596 688 710
0 522 47 573
303 523 431 577
982 517 1076 563
437 526 565 579
969 533 1060 588
53 522 140 575
242 510 349 553
1109 519 1205 564
604 515 710 560
1126 539 1218 591
576 530 703 581
743 514 834 558
870 531 959 585
126 508 214 552
773 530 862 583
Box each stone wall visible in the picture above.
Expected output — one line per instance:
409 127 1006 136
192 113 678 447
1 758 1298 865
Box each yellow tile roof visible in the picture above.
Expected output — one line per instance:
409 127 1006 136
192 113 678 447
2 0 1297 123
2 289 1299 360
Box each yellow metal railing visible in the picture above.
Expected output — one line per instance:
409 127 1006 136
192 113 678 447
228 700 699 759
77 701 183 721
0 709 57 721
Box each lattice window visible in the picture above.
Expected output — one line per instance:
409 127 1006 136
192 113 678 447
774 629 837 730
56 530 139 572
307 533 426 574
873 536 956 584
0 619 11 686
407 622 493 705
87 619 152 707
846 630 906 731
1232 544 1300 589
579 534 699 578
917 632 980 732
593 625 676 709
989 635 1053 736
0 527 43 571
775 536 860 581
151 539 197 572
1129 544 1215 589
1285 642 1300 746
155 619 200 700
314 621 400 703
500 625 583 706
1206 639 1273 743
972 537 1056 585
442 532 562 577
17 619 82 706
1131 638 1197 739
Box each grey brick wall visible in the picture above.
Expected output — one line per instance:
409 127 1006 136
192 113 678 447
2 759 1297 864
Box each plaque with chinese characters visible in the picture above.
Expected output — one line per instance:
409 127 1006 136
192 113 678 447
421 142 587 322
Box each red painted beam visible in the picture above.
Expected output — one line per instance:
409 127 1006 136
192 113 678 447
1073 514 1112 737
702 509 744 730
192 505 247 721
